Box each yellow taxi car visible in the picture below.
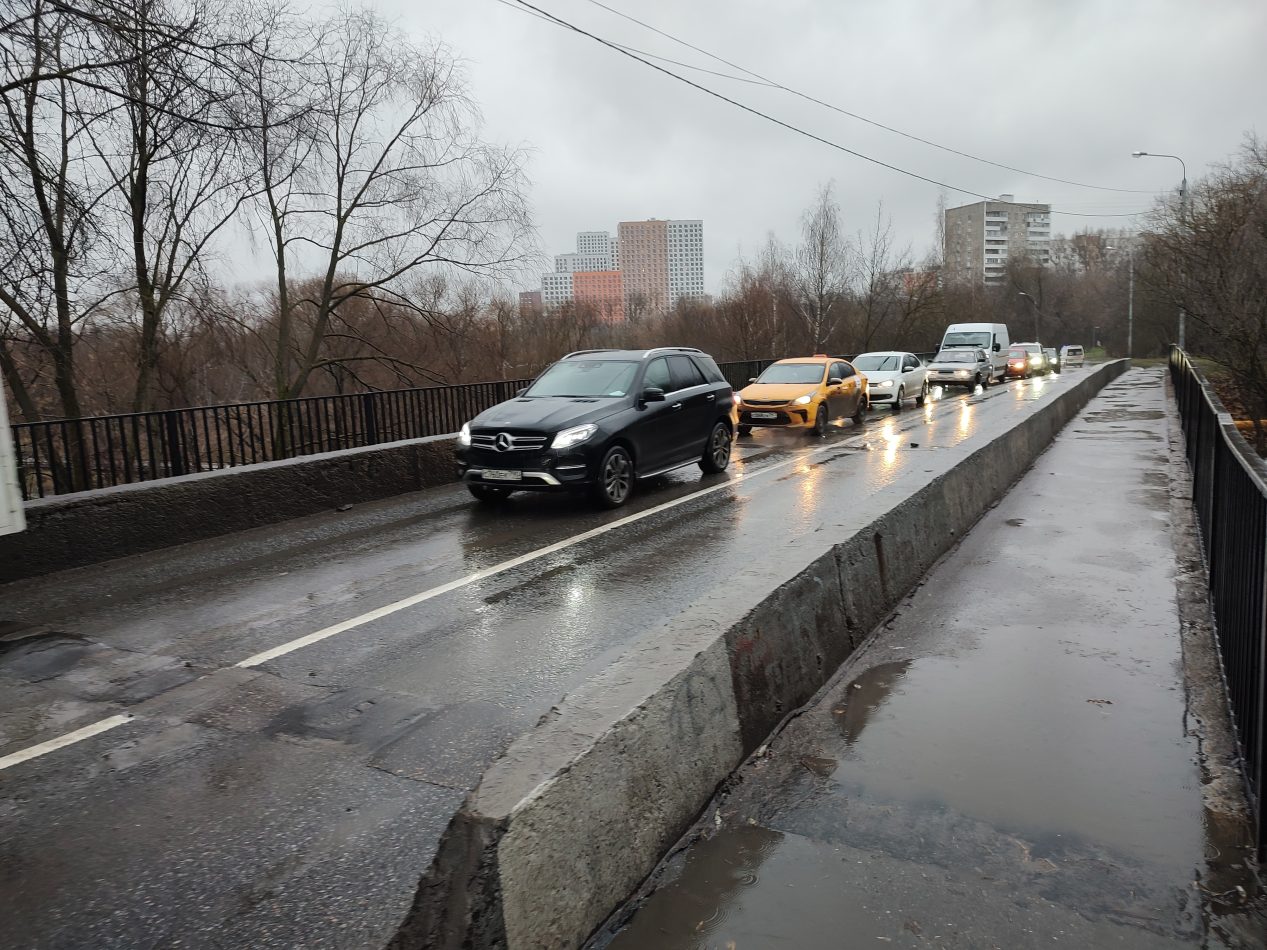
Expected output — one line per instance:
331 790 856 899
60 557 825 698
735 355 868 437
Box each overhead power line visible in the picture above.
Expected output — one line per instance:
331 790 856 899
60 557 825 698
574 0 1156 196
501 0 1151 218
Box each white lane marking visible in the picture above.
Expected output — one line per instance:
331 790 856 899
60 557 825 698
236 390 998 669
0 381 1041 768
236 451 808 667
0 381 1047 770
0 714 133 772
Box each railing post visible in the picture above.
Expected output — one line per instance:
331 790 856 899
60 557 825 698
162 411 187 477
361 393 379 446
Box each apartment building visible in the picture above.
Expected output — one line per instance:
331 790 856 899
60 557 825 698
554 252 612 273
576 231 618 270
518 290 542 313
526 221 703 317
944 195 1052 284
666 219 705 308
617 219 669 312
573 270 624 323
541 271 573 310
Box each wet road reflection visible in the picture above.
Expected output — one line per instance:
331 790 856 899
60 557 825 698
0 370 1103 950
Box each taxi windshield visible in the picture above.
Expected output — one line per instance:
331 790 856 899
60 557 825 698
755 363 826 385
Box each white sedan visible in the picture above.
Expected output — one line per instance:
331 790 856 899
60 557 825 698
852 351 929 411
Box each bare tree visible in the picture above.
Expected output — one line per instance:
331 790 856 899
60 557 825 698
1146 134 1267 446
87 0 258 410
0 0 121 422
242 8 533 400
852 202 908 350
787 181 851 351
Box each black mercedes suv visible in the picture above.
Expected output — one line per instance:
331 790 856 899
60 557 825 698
456 347 736 508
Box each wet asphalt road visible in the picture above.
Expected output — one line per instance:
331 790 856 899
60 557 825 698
1 370 1083 949
599 369 1263 950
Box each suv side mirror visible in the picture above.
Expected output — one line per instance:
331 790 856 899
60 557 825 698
828 377 843 386
993 342 1001 352
641 386 666 404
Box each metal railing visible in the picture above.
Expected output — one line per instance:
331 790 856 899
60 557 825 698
10 358 776 500
1169 345 1267 856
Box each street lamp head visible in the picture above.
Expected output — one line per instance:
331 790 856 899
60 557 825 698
1132 151 1147 157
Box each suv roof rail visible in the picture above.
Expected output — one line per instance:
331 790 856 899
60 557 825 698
644 346 705 356
561 348 620 359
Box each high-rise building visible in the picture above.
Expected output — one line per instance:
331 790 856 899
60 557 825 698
528 221 703 317
554 252 612 273
944 196 1051 285
518 290 542 313
541 272 573 310
573 270 624 323
617 219 669 312
666 219 705 308
576 231 618 269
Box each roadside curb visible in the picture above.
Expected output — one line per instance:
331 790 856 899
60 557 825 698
389 361 1130 950
0 433 457 581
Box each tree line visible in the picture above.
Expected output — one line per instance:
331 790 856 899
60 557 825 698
2 1 1259 428
1 0 532 423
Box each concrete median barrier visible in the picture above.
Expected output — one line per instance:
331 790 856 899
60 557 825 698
389 360 1130 950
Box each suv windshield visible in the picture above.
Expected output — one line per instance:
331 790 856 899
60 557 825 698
943 331 991 348
936 351 976 363
853 355 901 372
1008 349 1029 359
756 363 826 385
525 360 638 397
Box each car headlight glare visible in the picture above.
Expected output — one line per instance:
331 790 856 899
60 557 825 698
955 370 971 378
873 380 893 389
458 422 471 447
734 392 743 405
551 423 597 450
793 393 813 405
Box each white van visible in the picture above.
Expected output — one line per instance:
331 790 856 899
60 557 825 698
1060 344 1084 369
939 323 1010 382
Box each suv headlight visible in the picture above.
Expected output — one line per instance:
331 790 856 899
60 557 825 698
793 393 813 405
551 423 597 450
458 422 471 447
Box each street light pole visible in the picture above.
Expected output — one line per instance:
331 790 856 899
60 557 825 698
1132 150 1188 348
1017 292 1041 341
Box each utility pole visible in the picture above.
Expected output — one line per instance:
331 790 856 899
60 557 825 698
1127 243 1135 358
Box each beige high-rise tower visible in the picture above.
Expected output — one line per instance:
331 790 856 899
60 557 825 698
944 196 1051 285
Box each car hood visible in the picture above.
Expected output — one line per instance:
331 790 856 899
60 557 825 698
927 361 977 371
738 383 820 401
470 396 623 433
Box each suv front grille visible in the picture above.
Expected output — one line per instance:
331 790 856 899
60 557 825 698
471 433 549 452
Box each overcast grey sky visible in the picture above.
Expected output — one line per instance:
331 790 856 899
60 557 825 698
386 0 1264 294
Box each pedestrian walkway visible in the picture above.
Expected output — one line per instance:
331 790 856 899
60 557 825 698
597 368 1264 949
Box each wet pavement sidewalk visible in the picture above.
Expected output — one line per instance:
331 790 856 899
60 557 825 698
597 368 1265 949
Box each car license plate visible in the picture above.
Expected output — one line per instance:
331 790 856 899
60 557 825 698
751 412 778 420
482 469 523 481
